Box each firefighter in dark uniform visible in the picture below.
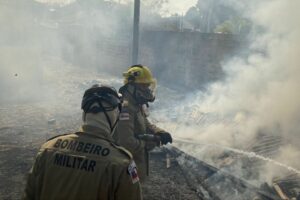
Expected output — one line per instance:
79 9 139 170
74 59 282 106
113 65 173 181
23 84 142 200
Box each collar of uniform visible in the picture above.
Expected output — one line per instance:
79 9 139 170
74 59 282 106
122 96 140 113
79 125 115 142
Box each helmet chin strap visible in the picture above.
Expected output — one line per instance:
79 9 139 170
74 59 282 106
110 119 119 136
97 101 118 134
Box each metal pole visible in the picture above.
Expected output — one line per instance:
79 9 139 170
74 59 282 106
132 0 140 65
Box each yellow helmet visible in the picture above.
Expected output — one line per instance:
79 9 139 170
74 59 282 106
123 65 155 84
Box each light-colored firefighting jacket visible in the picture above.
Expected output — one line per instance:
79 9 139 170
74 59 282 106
23 125 142 200
113 88 165 180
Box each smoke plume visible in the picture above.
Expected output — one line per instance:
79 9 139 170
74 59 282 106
156 0 300 183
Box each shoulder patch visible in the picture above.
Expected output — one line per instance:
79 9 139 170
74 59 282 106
119 112 129 121
128 160 139 184
46 133 73 141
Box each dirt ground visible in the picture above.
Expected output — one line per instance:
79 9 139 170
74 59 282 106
0 104 199 200
143 150 200 200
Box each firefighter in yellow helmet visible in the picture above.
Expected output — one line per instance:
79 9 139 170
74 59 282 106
23 84 142 200
113 65 173 181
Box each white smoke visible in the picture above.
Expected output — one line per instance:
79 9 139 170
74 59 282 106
207 0 300 150
155 0 300 183
0 0 130 104
34 0 76 6
2 0 299 186
104 0 197 16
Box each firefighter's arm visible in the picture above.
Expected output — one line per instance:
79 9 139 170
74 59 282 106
145 118 172 145
145 117 165 134
22 150 46 200
115 162 143 200
114 109 144 153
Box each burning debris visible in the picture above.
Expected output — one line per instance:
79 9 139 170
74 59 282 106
163 146 300 200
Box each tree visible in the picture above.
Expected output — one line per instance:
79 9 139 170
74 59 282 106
183 0 252 33
185 6 202 30
214 17 252 34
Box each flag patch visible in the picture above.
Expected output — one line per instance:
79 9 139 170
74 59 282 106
119 112 129 120
128 161 139 184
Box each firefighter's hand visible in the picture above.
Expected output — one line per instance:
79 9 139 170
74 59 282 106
158 132 172 145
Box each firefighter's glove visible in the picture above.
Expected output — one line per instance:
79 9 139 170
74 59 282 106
159 132 172 145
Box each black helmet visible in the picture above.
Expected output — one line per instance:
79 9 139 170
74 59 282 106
81 84 122 113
